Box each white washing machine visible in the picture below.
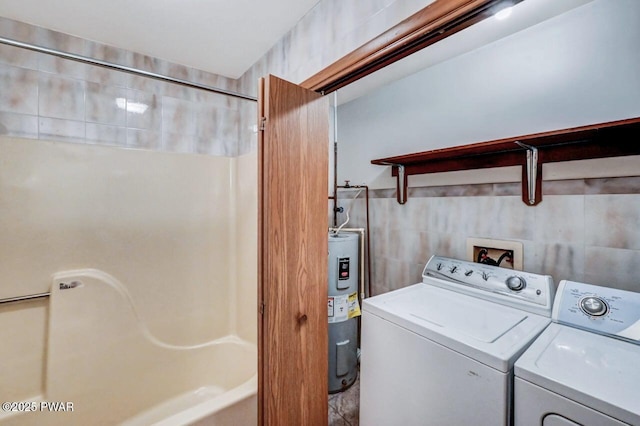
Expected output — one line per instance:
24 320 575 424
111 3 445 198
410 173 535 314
514 280 640 425
360 255 555 426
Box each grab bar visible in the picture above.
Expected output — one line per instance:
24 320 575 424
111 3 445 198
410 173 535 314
0 292 50 305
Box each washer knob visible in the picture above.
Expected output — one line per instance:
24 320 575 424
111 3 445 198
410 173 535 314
579 296 608 317
506 276 526 292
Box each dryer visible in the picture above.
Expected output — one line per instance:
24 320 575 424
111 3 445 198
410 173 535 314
360 255 555 426
514 280 640 425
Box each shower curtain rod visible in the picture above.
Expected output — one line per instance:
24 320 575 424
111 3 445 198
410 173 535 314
0 36 258 102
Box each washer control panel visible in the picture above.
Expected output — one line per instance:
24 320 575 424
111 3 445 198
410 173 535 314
553 280 640 345
506 275 527 292
579 296 608 317
423 255 554 315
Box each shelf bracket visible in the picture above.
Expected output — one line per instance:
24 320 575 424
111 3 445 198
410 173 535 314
395 165 408 205
515 141 542 206
379 162 408 204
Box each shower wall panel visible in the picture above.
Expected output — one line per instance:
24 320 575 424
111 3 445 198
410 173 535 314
234 150 258 343
0 136 237 401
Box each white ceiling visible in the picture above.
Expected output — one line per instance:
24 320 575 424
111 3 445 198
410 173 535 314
339 0 594 105
0 0 320 79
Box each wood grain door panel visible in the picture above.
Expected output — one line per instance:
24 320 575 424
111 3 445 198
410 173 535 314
258 75 329 425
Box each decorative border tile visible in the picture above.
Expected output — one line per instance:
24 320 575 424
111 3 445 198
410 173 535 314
365 177 640 199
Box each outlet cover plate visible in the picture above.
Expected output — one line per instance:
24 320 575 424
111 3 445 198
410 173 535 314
466 237 523 270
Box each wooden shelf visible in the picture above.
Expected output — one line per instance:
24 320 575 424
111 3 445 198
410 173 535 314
371 117 640 205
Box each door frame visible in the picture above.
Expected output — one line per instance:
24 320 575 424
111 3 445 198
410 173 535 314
301 0 512 94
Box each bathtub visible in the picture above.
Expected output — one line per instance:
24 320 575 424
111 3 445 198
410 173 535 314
1 269 257 426
123 376 257 426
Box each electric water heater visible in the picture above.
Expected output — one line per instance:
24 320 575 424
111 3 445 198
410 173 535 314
328 232 359 393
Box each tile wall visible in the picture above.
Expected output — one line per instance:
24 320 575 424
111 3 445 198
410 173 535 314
2 0 427 156
236 0 434 154
0 17 242 156
341 176 640 295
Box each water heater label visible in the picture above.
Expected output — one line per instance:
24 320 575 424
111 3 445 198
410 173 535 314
338 258 350 280
328 292 361 323
348 293 361 318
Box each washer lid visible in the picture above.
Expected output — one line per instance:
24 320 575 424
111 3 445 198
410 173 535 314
362 283 550 372
515 323 640 426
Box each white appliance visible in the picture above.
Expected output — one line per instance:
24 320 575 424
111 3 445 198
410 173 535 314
514 280 640 425
360 255 555 426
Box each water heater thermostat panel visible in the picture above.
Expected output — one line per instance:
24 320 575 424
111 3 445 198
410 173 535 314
338 258 350 280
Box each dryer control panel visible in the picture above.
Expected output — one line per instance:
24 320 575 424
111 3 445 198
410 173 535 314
422 255 555 317
553 280 640 345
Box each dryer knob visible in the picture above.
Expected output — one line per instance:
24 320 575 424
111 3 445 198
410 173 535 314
579 296 608 317
506 276 526 292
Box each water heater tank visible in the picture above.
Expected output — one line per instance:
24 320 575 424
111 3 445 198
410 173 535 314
328 232 359 393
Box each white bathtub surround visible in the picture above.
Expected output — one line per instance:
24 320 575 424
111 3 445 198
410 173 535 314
0 269 256 425
0 298 47 404
0 138 234 344
0 136 257 424
126 379 257 426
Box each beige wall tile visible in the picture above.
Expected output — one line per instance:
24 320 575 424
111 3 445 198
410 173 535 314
1 17 240 156
534 195 585 244
585 194 640 250
38 73 85 121
0 65 39 115
585 247 640 292
0 111 38 139
38 117 85 143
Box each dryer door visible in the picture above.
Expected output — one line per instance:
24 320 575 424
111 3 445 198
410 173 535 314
543 414 580 425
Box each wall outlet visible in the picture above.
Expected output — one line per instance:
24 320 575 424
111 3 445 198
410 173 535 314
466 237 523 270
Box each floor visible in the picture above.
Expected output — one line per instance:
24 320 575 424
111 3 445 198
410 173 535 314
328 375 360 425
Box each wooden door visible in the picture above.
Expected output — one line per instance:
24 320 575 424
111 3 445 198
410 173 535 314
258 75 329 425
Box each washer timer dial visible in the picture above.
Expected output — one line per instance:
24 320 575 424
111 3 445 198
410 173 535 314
579 296 609 317
506 276 526 292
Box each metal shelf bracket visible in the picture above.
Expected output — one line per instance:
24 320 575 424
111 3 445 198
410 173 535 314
379 162 408 205
515 141 541 206
396 165 408 205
